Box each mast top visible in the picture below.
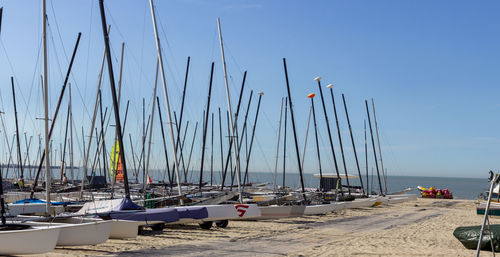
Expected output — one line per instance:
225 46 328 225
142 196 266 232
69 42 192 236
257 91 264 96
313 76 321 81
326 84 334 89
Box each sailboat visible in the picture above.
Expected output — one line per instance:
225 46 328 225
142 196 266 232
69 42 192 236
16 0 113 247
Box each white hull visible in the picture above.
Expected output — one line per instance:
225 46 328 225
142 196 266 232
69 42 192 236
109 219 138 239
386 194 418 204
7 203 47 216
28 218 112 246
0 225 60 255
304 202 348 215
346 198 380 208
249 205 306 220
201 204 261 222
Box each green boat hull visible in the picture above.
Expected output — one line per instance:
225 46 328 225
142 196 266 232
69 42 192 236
477 208 500 216
454 224 500 252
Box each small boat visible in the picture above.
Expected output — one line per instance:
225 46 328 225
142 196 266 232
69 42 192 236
7 201 48 216
454 224 500 251
476 201 500 216
417 186 453 199
0 224 61 255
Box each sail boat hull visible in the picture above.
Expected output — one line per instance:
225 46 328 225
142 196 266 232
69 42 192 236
28 218 112 246
0 225 60 255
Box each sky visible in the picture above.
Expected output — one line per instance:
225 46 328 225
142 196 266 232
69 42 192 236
0 0 499 180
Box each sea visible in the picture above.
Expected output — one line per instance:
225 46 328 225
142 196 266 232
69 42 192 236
9 167 489 200
146 169 488 200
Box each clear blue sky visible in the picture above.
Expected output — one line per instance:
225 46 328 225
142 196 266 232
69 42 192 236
0 0 498 179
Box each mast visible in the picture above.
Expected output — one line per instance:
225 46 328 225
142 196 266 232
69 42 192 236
230 91 253 187
242 91 264 188
282 59 306 200
314 77 342 195
156 97 171 186
282 97 288 189
60 92 70 182
11 77 24 187
221 71 247 190
32 32 81 198
342 94 365 195
145 61 160 191
218 108 224 188
0 114 13 181
99 0 130 196
199 62 215 190
300 105 313 170
217 18 242 202
173 57 190 179
210 113 214 186
81 28 108 197
371 98 387 194
308 94 323 192
273 97 284 193
222 90 252 189
327 84 351 194
364 119 369 195
149 0 183 202
365 100 383 196
42 0 50 214
185 122 199 182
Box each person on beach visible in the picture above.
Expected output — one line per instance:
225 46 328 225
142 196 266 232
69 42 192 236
62 173 68 185
18 175 24 189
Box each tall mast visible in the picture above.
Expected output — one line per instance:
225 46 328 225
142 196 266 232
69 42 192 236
282 97 288 189
273 97 284 193
156 97 171 186
314 77 342 195
220 71 247 190
217 18 242 202
81 28 108 198
42 0 51 214
199 62 215 190
173 57 190 177
308 94 323 191
242 91 264 188
149 0 183 202
300 105 312 170
32 33 81 198
365 100 383 196
282 59 306 200
327 84 351 194
371 98 387 195
11 77 24 186
69 83 74 182
99 0 130 197
210 113 214 186
145 61 160 191
364 119 368 195
218 108 224 188
342 94 365 195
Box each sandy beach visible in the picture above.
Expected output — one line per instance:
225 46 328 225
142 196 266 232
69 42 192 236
25 198 483 256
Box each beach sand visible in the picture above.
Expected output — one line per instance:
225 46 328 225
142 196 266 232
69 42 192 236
32 198 482 256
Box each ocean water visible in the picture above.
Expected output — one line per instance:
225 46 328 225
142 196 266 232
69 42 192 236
146 169 489 200
13 167 489 200
241 172 489 200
